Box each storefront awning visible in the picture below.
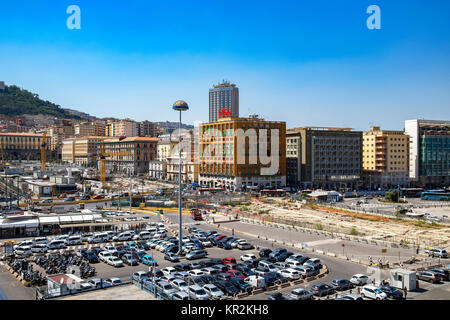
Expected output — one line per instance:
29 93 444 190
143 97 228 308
82 214 93 222
59 216 72 224
0 219 39 229
70 215 84 223
39 216 60 225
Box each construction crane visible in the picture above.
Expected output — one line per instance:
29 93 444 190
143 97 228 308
19 133 59 173
90 140 131 183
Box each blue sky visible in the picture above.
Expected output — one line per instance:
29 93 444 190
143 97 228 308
0 0 449 130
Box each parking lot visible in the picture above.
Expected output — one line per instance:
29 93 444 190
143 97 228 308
2 209 449 300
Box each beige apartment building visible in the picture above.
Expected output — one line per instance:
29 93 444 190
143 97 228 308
362 126 409 188
61 136 107 166
105 119 137 137
74 122 106 137
199 116 286 191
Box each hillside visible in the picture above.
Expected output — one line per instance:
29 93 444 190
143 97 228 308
0 85 82 119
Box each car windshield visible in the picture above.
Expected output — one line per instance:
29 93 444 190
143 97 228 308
210 287 220 292
375 289 383 293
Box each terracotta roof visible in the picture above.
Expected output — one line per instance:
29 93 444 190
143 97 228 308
0 132 44 137
105 136 158 143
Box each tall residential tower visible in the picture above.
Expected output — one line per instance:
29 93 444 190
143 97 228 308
209 81 239 122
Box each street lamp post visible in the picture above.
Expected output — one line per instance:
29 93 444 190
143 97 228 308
172 100 189 255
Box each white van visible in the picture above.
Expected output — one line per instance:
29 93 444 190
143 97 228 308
13 240 34 251
113 231 133 242
47 240 66 249
66 236 82 245
133 231 151 240
244 275 266 289
88 234 105 244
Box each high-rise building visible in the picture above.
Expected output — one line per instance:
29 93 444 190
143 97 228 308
199 116 286 191
137 121 159 137
286 127 362 189
362 126 409 188
209 81 239 123
405 119 450 187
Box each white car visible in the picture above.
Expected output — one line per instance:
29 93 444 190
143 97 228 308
360 285 388 300
104 277 122 286
290 288 314 300
172 279 189 292
103 245 118 255
133 231 152 240
161 267 177 276
13 240 34 251
188 269 204 277
350 274 369 286
277 268 301 280
200 239 212 247
106 256 124 267
203 284 224 299
98 251 113 262
31 244 48 253
240 254 257 262
113 232 133 242
15 246 32 256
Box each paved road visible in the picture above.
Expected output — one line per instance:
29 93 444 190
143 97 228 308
0 262 35 300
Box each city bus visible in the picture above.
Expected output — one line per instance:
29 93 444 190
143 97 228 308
420 191 450 201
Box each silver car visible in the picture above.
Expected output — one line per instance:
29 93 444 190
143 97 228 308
188 285 210 300
290 288 313 300
203 284 224 299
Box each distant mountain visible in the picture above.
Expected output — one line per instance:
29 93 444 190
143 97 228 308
0 84 86 119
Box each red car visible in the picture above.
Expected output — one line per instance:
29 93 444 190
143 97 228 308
58 193 67 198
226 269 245 279
221 257 237 265
214 235 226 242
92 195 104 199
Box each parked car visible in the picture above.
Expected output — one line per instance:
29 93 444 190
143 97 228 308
277 268 301 280
350 274 369 286
170 278 187 290
226 269 245 279
337 294 363 300
66 236 82 246
428 248 448 258
122 253 139 266
417 271 443 283
132 271 148 283
172 291 189 300
289 288 314 300
229 277 252 293
360 285 388 300
98 251 113 262
187 285 210 300
186 249 207 260
311 283 336 297
331 278 354 291
84 250 99 263
259 248 272 257
429 268 450 281
213 280 239 296
203 284 225 299
221 257 237 265
15 246 32 256
379 285 404 299
106 256 124 267
47 240 66 250
237 242 254 250
88 278 111 289
164 252 180 262
104 277 122 286
31 244 48 253
267 292 292 300
141 255 157 266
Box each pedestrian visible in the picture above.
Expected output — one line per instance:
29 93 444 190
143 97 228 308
403 286 407 299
